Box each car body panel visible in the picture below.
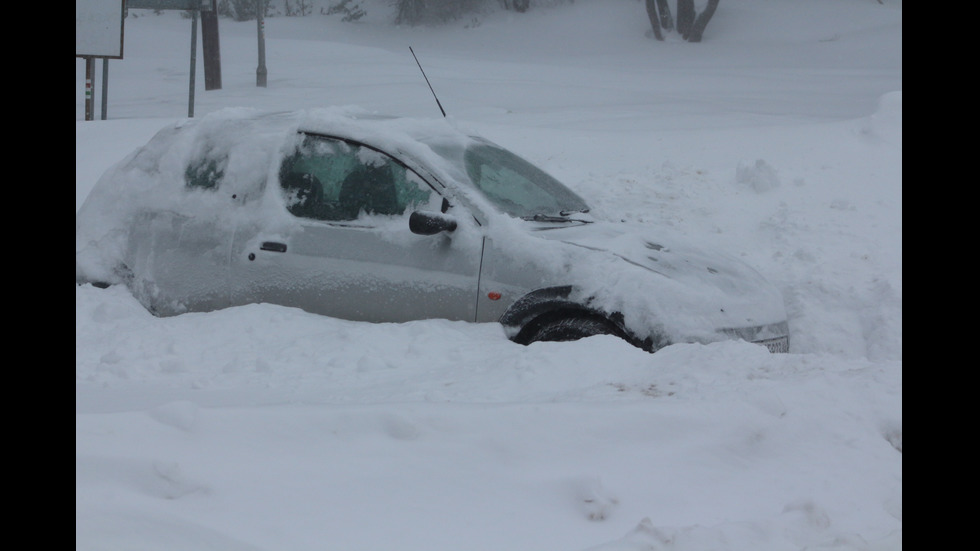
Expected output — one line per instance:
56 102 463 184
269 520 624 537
531 222 788 332
125 210 234 315
227 217 485 323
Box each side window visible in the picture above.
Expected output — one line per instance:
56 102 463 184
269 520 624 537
279 135 438 222
185 157 225 190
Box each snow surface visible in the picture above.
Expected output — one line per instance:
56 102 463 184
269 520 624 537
76 1 902 550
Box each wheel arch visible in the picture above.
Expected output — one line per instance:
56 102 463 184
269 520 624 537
498 286 654 350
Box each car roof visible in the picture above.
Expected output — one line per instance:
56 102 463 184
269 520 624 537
87 107 487 216
192 108 474 145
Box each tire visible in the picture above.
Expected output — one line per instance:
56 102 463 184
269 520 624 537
519 311 626 345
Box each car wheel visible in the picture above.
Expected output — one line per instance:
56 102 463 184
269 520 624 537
519 311 626 345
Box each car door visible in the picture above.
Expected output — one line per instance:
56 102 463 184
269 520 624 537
228 134 485 323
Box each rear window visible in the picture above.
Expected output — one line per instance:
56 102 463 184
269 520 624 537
185 157 225 190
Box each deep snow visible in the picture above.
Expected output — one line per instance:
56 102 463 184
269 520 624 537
76 1 902 550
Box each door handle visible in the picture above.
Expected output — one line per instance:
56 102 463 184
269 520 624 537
260 241 287 253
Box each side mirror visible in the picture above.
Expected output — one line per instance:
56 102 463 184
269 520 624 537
409 211 458 235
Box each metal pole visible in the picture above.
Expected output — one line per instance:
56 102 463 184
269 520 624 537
256 0 267 87
101 58 109 120
189 8 199 117
85 57 95 121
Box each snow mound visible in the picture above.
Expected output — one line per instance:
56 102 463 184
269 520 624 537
860 91 902 145
736 159 781 192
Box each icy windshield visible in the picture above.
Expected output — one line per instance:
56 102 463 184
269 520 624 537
459 142 590 219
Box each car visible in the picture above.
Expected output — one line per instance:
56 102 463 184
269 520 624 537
76 107 790 353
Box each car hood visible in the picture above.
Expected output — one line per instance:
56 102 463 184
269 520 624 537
527 221 788 342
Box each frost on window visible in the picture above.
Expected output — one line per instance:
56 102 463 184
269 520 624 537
185 157 225 190
355 146 389 168
279 134 439 222
463 143 589 218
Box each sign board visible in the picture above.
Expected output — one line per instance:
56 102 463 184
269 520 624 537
76 0 125 58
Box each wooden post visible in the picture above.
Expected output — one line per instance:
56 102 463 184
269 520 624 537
202 0 222 90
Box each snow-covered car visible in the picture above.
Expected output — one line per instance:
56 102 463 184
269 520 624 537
76 107 790 353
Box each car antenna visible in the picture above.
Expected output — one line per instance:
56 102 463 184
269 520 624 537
410 46 447 118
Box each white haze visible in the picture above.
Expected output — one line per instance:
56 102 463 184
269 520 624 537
75 1 902 550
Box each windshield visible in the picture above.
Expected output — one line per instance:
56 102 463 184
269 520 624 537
461 142 590 219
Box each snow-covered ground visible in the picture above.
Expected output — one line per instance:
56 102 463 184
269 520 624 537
75 1 902 549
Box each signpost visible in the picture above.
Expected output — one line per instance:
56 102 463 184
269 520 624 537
75 0 124 120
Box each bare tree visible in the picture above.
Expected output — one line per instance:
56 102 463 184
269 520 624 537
655 0 674 30
676 0 695 37
686 0 719 42
283 0 313 16
644 0 664 40
394 0 488 25
500 0 530 12
645 0 719 42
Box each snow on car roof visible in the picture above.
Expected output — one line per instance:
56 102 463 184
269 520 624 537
75 107 484 286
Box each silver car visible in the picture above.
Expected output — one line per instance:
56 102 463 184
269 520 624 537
76 108 790 353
